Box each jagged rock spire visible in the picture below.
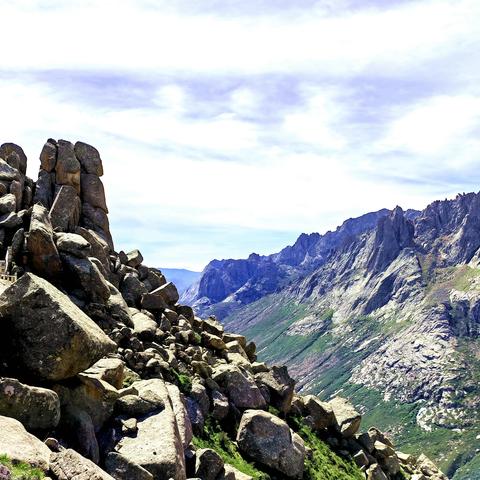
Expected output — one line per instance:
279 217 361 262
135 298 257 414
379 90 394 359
367 206 415 273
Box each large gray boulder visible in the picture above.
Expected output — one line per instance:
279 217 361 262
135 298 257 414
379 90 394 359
112 379 186 480
212 364 266 410
236 410 305 479
50 448 115 480
0 273 116 381
0 415 51 471
0 377 60 430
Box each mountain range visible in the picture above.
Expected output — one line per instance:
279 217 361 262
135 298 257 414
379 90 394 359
183 193 480 479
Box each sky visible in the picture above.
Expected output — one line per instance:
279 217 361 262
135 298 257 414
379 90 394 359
1 0 480 271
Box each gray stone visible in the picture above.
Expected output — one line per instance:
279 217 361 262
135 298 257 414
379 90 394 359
0 378 60 430
0 415 51 471
0 273 115 381
50 448 115 480
236 410 305 479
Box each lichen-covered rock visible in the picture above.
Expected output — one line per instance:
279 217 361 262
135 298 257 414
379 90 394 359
0 377 60 430
0 273 115 381
254 365 295 414
303 395 336 431
236 410 305 479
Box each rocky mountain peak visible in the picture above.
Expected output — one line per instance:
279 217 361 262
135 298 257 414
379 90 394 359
367 205 415 273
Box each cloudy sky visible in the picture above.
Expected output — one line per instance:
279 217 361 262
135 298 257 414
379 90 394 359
1 0 480 271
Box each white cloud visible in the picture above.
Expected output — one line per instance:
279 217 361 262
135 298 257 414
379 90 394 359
378 95 480 157
0 0 478 76
2 0 480 269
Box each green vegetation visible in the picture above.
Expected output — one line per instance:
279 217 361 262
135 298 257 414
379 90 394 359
289 417 364 480
453 453 480 480
171 369 192 395
0 454 44 480
192 418 269 480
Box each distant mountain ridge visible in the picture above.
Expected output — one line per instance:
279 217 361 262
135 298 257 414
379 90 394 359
182 208 420 318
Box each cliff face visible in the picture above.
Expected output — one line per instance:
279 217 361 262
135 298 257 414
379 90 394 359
0 140 443 480
206 194 480 478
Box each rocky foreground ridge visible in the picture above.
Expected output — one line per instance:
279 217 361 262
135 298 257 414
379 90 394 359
0 140 446 480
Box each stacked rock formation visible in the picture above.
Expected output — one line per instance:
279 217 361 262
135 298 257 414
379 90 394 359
0 140 446 480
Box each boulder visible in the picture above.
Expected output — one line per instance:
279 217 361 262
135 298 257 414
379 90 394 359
104 452 154 480
0 273 116 381
236 410 305 479
329 397 361 438
27 204 63 278
120 274 148 307
83 358 125 390
221 464 253 480
74 142 104 176
0 143 27 174
149 282 179 306
0 377 60 430
131 311 158 341
303 395 336 431
39 139 57 172
55 140 81 192
60 406 99 463
112 379 186 480
81 174 108 212
211 389 229 420
212 364 266 410
0 159 20 182
126 249 143 268
165 383 193 449
0 416 51 471
255 366 295 414
61 255 111 303
366 463 388 480
0 194 16 215
50 448 115 480
195 448 224 480
50 186 81 232
54 374 119 431
33 170 54 208
81 203 113 250
55 232 91 258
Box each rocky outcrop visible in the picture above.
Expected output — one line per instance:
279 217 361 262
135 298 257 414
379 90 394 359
0 273 115 380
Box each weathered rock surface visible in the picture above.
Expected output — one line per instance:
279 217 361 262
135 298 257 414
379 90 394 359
112 379 186 480
0 273 115 380
0 377 60 430
0 415 51 470
236 410 305 479
50 448 115 480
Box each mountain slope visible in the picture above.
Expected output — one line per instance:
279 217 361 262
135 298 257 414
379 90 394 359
189 195 480 478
